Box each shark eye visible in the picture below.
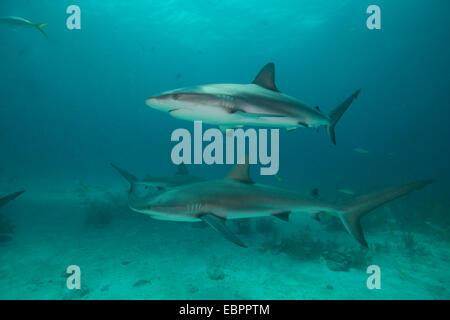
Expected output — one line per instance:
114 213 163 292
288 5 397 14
172 94 180 100
157 186 166 191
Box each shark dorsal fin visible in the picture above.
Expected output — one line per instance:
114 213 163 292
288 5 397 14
252 62 279 92
227 160 253 184
111 163 137 185
176 163 189 175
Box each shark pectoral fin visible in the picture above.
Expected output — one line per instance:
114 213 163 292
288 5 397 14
273 211 291 222
200 213 248 248
0 190 25 208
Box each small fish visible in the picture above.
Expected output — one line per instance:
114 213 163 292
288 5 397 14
396 268 409 279
311 188 319 199
274 174 282 182
0 16 48 38
338 189 355 195
175 73 182 80
133 279 152 287
354 148 370 154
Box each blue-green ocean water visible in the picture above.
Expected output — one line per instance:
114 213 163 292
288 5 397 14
0 0 449 299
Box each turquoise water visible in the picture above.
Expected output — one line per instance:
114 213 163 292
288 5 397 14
0 0 449 299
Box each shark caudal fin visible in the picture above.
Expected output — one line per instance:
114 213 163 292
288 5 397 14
111 163 137 186
34 22 48 38
337 179 435 247
327 89 361 145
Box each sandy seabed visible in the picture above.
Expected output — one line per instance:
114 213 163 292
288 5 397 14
0 183 449 300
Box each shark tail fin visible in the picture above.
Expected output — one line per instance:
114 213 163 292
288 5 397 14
111 163 137 186
34 22 48 38
327 89 361 145
337 179 435 247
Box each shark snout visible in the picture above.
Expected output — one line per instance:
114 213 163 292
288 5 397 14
145 91 187 111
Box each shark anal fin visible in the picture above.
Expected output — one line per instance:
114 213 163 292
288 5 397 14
200 213 248 248
273 211 291 222
0 190 25 208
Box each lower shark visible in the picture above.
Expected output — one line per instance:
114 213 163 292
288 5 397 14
111 163 205 215
145 62 361 144
133 162 434 248
0 190 25 209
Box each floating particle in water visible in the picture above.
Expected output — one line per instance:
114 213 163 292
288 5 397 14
338 189 355 195
354 148 370 154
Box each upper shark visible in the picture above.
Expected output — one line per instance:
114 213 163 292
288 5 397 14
132 161 434 248
145 62 361 144
111 163 205 215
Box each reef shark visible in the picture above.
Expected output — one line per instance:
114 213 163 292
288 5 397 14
0 16 48 38
133 162 434 248
0 190 25 209
145 62 361 144
111 163 205 214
